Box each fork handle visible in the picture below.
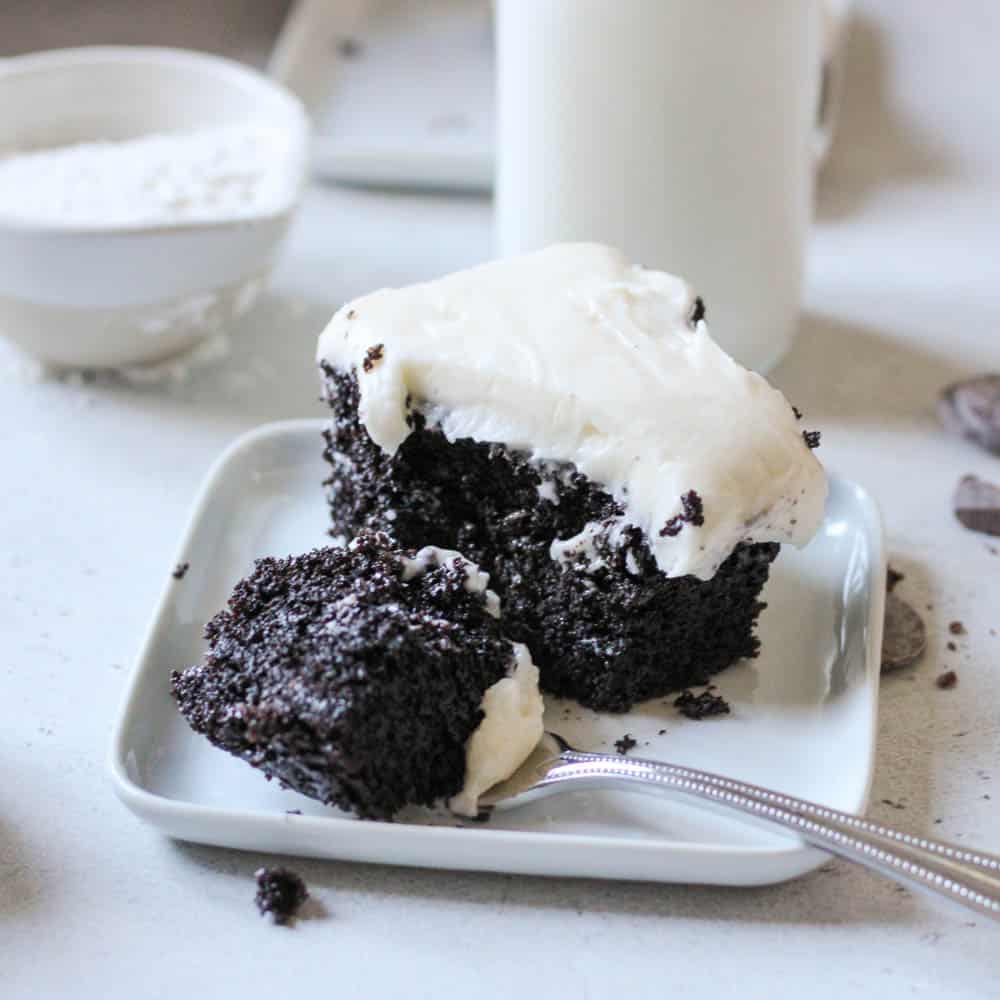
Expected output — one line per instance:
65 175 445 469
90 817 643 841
546 750 1000 921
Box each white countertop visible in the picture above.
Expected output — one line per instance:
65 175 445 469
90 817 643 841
2 2 999 997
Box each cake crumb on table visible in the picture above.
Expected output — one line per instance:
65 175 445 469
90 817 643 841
254 867 308 925
949 621 966 635
614 734 637 755
171 562 190 580
936 670 959 689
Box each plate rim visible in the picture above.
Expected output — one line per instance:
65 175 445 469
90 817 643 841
108 419 885 881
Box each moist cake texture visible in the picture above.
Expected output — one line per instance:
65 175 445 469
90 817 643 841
171 532 542 819
316 244 826 711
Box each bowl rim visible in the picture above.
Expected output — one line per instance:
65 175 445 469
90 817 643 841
0 45 311 236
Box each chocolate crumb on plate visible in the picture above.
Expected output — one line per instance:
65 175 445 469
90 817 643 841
674 687 731 720
953 474 1000 537
947 640 957 652
886 566 905 593
949 620 966 636
881 798 906 810
936 670 958 690
939 374 1000 456
254 867 308 925
802 429 821 450
172 562 189 580
614 733 637 755
881 593 927 672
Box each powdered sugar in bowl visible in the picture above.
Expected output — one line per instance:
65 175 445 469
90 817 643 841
0 47 310 369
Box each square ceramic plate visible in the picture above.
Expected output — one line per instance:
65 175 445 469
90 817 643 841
110 420 885 886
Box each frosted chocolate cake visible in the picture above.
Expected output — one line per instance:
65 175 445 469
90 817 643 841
171 532 543 820
317 244 827 712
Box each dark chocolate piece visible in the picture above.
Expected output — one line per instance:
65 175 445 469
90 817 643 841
172 562 190 580
614 733 637 755
689 297 706 325
949 620 966 636
936 670 958 690
254 867 308 925
954 474 1000 537
939 375 1000 456
886 566 904 593
881 593 927 672
803 430 821 450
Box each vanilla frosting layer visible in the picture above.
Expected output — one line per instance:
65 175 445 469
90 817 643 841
394 546 544 817
319 243 827 580
449 642 544 818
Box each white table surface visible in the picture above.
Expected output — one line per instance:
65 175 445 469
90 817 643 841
2 2 999 997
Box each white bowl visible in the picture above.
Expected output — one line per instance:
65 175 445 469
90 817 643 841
0 47 310 369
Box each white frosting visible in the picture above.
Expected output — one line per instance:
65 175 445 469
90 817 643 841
395 546 543 816
448 643 544 818
318 243 826 580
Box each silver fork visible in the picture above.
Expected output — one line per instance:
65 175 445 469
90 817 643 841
479 733 1000 921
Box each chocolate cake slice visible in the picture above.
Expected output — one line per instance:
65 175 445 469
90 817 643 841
316 244 827 712
171 532 543 820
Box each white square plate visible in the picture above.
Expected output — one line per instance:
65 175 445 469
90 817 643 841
110 420 884 886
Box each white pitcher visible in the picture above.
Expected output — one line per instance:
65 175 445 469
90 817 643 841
495 0 846 372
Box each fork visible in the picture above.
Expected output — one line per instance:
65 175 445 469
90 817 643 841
479 733 1000 921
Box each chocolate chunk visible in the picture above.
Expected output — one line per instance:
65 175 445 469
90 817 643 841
954 474 1000 537
946 641 957 652
936 670 958 690
949 620 966 636
886 566 905 593
614 733 637 755
689 297 706 325
881 593 927 672
673 687 731 720
254 867 308 925
939 375 1000 455
792 406 803 421
802 430 821 450
172 562 189 580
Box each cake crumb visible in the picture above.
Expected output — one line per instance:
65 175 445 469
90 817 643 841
614 734 637 755
792 405 803 421
936 670 958 690
172 562 190 580
886 566 905 592
802 429 821 449
659 490 704 537
674 687 731 720
949 621 966 636
881 798 906 810
946 641 957 652
689 296 706 326
254 867 308 925
657 728 667 735
362 343 384 373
